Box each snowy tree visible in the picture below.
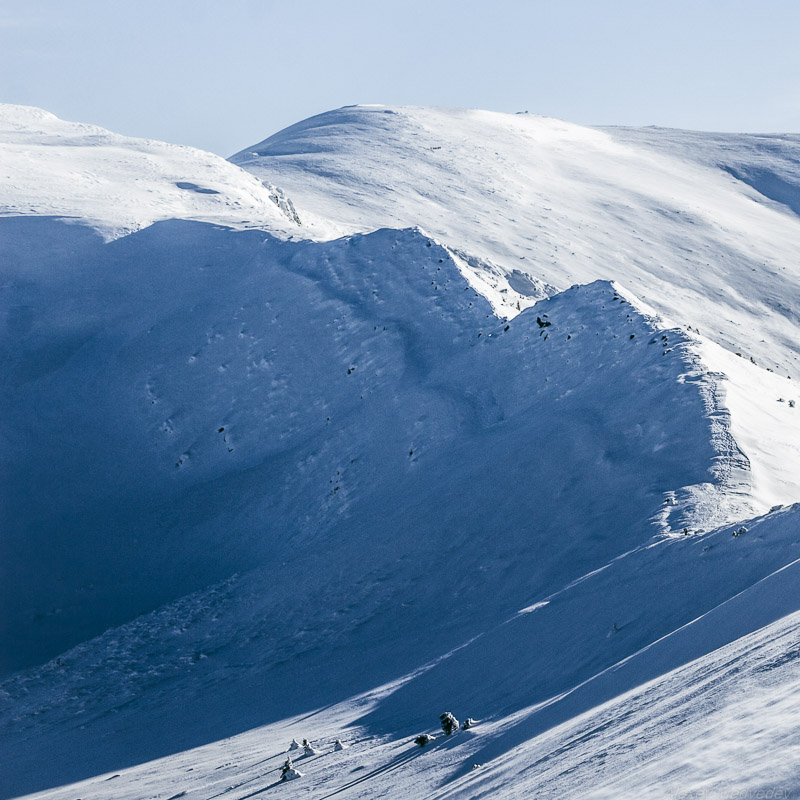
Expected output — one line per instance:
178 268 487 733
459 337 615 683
440 712 459 735
280 757 303 781
414 734 436 747
288 738 301 751
461 718 476 730
334 739 346 751
302 738 319 755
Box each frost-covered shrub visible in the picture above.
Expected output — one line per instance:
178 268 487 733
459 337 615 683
440 712 459 735
280 757 303 781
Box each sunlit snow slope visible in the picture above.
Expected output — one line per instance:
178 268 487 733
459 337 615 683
2 104 800 800
233 106 800 378
0 104 290 238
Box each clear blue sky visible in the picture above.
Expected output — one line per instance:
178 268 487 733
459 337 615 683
1 0 798 156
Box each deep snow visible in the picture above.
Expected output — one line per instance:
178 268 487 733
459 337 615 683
2 103 800 800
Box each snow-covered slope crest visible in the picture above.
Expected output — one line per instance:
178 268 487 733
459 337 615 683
0 104 291 239
5 219 755 677
232 104 800 378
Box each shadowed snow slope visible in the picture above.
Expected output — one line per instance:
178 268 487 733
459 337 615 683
3 220 748 676
2 105 800 800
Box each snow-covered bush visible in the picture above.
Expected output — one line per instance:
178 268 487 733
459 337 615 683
302 738 318 755
288 738 300 751
461 717 476 730
280 757 303 781
440 712 459 735
414 734 436 747
334 739 346 751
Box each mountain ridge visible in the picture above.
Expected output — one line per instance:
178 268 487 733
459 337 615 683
2 103 800 799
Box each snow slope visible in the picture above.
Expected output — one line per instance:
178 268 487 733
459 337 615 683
6 499 800 800
232 105 800 380
3 104 800 800
0 104 291 239
3 221 751 675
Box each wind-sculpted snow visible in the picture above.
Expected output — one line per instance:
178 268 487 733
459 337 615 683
3 105 800 800
436 595 800 800
5 480 800 798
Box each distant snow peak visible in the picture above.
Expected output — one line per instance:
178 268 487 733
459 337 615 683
0 102 293 240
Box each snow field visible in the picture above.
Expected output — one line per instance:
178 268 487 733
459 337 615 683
0 104 292 239
3 102 800 799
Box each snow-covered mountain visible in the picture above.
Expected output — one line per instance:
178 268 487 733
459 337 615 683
0 104 292 239
232 106 800 376
2 103 800 800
